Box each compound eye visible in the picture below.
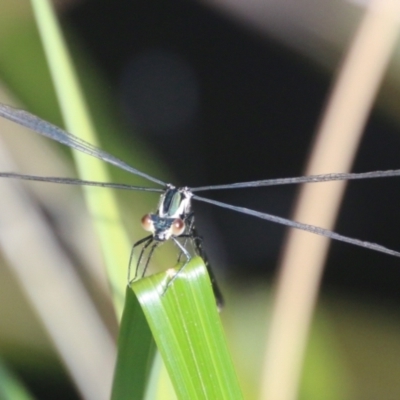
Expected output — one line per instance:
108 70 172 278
171 218 185 236
141 214 154 232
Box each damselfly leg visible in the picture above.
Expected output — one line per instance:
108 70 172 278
128 234 156 283
177 212 224 308
170 211 224 308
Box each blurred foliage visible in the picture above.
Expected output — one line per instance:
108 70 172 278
0 1 400 399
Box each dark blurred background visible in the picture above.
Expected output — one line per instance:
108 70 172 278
66 0 400 303
2 0 400 398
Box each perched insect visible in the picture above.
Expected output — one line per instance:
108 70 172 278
128 184 224 306
1 102 400 307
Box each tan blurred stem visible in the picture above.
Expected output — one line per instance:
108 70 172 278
261 2 400 400
0 123 116 400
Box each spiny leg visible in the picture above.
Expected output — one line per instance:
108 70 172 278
191 227 224 309
180 213 224 307
166 231 224 309
162 236 192 295
128 235 153 284
177 211 195 264
172 216 224 308
142 241 159 277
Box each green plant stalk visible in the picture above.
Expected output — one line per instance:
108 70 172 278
112 257 243 400
29 0 131 315
0 360 34 400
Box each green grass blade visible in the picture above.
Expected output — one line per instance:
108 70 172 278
111 286 157 400
29 0 131 315
0 360 35 400
128 257 242 400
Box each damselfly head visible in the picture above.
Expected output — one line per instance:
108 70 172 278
141 214 186 241
141 185 193 242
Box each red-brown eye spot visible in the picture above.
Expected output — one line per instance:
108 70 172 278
171 218 185 236
141 214 154 232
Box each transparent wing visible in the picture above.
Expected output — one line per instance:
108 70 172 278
0 103 166 186
191 170 400 191
193 194 400 259
0 172 164 193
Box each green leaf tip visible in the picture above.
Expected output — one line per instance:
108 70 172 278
122 257 243 400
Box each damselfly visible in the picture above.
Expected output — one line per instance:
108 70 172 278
1 102 400 307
